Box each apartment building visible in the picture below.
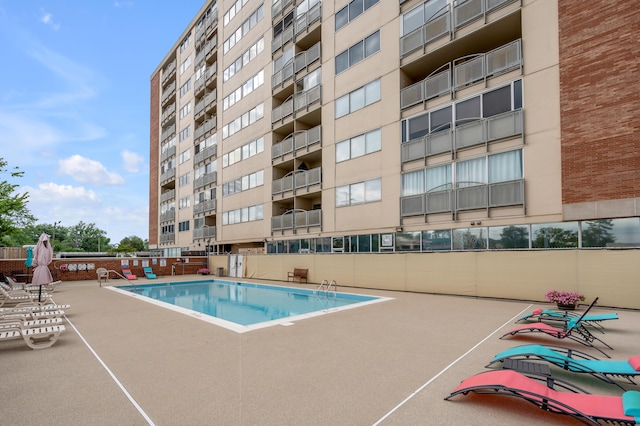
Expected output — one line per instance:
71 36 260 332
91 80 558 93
149 0 640 258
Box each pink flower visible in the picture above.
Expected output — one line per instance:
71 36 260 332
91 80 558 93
545 290 586 305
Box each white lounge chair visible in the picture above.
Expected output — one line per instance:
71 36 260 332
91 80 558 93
0 318 66 349
0 286 54 307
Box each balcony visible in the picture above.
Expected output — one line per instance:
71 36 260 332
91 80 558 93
195 65 217 97
195 36 218 67
400 0 519 59
272 85 321 125
160 210 175 223
193 171 217 190
194 144 217 164
194 117 216 141
401 110 523 163
161 60 176 86
272 0 294 19
161 124 176 143
193 199 217 215
161 81 176 105
161 103 176 126
272 167 321 197
272 126 321 160
160 189 175 203
272 3 321 54
160 144 176 163
400 179 524 217
195 11 218 43
401 39 522 109
193 225 216 240
271 209 322 233
272 42 321 90
160 232 175 244
160 168 176 184
195 89 217 119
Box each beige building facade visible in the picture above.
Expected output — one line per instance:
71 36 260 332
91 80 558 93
149 0 639 261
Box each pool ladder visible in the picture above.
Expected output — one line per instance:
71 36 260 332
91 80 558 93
316 279 336 294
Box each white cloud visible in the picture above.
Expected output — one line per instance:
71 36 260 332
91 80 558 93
40 11 60 31
121 150 144 173
58 154 124 185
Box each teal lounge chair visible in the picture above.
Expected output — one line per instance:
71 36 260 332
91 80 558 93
143 267 157 279
500 297 614 358
489 344 640 389
518 308 618 331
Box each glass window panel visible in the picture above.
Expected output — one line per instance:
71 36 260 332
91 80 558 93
358 234 371 252
365 178 381 202
350 182 365 204
365 79 381 104
350 87 365 111
430 106 452 132
453 228 487 250
335 95 349 118
408 113 429 140
395 231 421 252
488 149 522 183
364 31 380 57
402 4 423 36
349 40 365 66
532 222 579 248
365 129 381 153
422 229 451 251
351 134 366 158
513 79 523 110
483 85 511 117
456 157 486 187
489 225 529 249
455 96 481 124
335 7 348 30
364 0 378 10
336 185 350 207
335 51 349 74
426 164 451 192
582 218 640 248
401 170 425 196
336 140 350 162
349 0 364 20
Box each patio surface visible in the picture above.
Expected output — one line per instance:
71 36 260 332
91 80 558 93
2 276 638 425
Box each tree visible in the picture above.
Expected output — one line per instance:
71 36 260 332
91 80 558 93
65 221 110 252
498 225 529 249
0 158 35 240
115 235 147 253
582 219 615 248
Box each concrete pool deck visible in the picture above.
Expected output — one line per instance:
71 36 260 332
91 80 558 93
2 276 638 425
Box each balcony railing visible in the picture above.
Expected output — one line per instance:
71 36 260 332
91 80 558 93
195 11 218 41
194 89 217 116
272 86 321 124
401 110 523 163
160 210 175 223
401 39 521 109
400 179 524 217
271 209 322 232
161 124 176 143
272 3 321 53
272 167 321 196
162 60 176 84
193 171 217 190
160 232 175 244
272 42 320 89
195 64 217 94
400 0 519 58
193 225 216 240
160 189 175 203
160 144 176 163
195 36 218 66
161 81 176 104
194 144 217 164
194 117 217 141
272 125 321 159
160 168 175 183
272 0 294 18
161 103 176 124
193 199 217 215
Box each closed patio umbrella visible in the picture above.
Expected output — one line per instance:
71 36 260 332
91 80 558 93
32 233 54 302
24 246 33 284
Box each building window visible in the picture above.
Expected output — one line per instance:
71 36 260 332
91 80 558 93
222 104 264 139
335 79 380 118
179 33 191 53
179 126 190 142
179 78 191 98
222 170 264 196
178 173 190 187
178 197 190 209
336 178 382 207
223 136 264 167
178 220 190 232
401 0 447 36
335 0 379 31
223 4 264 54
336 128 381 162
179 102 191 119
223 70 265 110
335 31 380 74
178 149 190 164
224 0 249 26
179 55 192 75
223 37 264 82
222 204 264 225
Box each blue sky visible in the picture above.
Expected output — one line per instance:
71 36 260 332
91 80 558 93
0 1 203 244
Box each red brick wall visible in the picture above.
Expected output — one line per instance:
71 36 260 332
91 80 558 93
558 2 640 204
1 257 208 283
149 71 160 246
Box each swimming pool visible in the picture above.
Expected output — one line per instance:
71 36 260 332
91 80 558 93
109 279 391 333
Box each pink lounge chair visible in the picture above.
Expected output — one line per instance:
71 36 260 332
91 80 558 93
121 269 137 280
445 369 640 425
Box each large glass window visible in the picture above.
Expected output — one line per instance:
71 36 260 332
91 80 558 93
336 178 381 207
456 157 486 187
335 0 379 31
582 218 640 248
489 225 529 249
422 229 451 251
532 222 578 249
453 228 487 250
335 79 380 118
337 130 381 163
488 150 522 183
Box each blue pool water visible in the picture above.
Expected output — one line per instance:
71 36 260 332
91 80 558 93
116 279 384 331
